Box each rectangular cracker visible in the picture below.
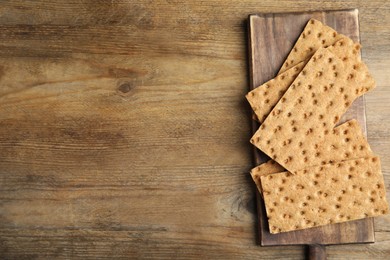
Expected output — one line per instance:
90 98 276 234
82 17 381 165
250 48 376 173
247 37 363 123
261 156 389 234
279 18 345 74
251 119 373 194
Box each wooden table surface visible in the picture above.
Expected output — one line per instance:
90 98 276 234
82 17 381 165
0 1 389 259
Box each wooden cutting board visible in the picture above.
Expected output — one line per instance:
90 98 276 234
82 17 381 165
248 9 375 250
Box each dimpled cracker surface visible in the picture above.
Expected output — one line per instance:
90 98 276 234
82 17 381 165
251 119 373 194
251 48 376 173
246 61 306 123
246 37 362 124
261 156 389 234
250 160 285 193
279 18 344 74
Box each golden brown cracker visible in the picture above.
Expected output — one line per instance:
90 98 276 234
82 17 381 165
247 37 362 124
261 156 389 234
251 119 373 194
247 61 306 123
251 48 375 173
279 18 345 74
250 160 285 194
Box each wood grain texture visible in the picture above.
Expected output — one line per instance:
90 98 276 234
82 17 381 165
249 10 376 246
0 1 389 259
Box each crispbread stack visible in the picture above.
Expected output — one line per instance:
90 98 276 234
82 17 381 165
247 37 364 124
246 18 389 234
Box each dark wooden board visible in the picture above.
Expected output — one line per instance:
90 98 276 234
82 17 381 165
248 9 375 246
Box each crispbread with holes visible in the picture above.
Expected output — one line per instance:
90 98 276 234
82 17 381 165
261 156 389 234
251 119 373 194
250 48 375 173
278 18 345 74
247 61 306 123
250 160 285 194
246 37 362 124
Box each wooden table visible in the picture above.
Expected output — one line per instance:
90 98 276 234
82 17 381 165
0 1 389 259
